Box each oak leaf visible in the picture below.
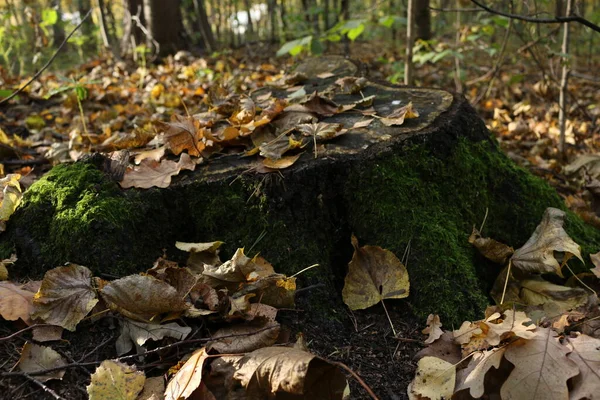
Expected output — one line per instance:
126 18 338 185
484 310 536 346
159 114 205 157
567 334 600 400
455 348 506 398
342 235 409 310
501 327 579 399
423 314 444 344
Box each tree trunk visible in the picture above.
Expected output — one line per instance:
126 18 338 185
143 0 184 56
268 0 277 43
243 0 255 39
50 0 65 46
405 0 415 85
194 0 217 52
415 0 431 40
341 0 350 56
121 0 145 56
77 0 96 52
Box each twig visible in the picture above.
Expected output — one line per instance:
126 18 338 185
0 9 93 105
77 334 115 363
500 259 512 304
330 360 380 400
13 373 65 400
469 0 600 33
381 299 397 337
392 336 424 344
0 324 57 342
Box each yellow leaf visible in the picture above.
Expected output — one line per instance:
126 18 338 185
165 348 210 400
87 360 145 400
408 356 455 400
342 235 409 310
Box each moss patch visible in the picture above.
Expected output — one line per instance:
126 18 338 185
345 138 600 325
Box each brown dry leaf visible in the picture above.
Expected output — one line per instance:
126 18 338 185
335 76 368 94
234 346 347 399
134 146 166 165
148 266 197 300
455 348 506 398
342 235 409 310
414 331 462 365
0 281 39 325
31 264 98 331
407 356 455 400
100 275 189 322
259 133 304 160
254 98 287 128
87 360 145 400
352 119 373 128
209 320 280 353
17 342 67 382
164 347 211 400
100 128 155 150
159 114 204 157
262 154 301 170
244 303 278 322
512 207 583 277
297 122 344 140
176 241 223 274
380 102 419 126
453 320 483 345
423 314 444 344
501 327 579 399
206 85 237 115
116 319 192 356
229 96 256 125
567 334 600 400
484 310 536 346
520 278 588 313
120 159 179 189
298 91 341 117
32 325 63 342
590 251 600 279
137 376 165 400
468 226 514 264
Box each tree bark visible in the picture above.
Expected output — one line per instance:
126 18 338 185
194 0 217 52
77 0 96 52
143 0 184 56
405 0 415 85
415 0 431 40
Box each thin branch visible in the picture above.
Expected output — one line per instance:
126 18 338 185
0 9 94 105
12 373 66 400
429 7 482 13
469 0 600 33
330 360 380 400
0 324 57 342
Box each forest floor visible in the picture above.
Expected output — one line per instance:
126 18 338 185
0 42 599 399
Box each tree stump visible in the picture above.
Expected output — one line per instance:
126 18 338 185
3 56 599 324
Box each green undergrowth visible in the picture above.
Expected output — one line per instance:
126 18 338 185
346 138 600 325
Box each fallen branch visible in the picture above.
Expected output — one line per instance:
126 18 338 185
331 360 380 400
9 372 66 400
0 9 93 106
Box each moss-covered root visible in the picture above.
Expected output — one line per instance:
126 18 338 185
346 138 600 325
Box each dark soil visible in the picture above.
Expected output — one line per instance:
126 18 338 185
0 298 423 400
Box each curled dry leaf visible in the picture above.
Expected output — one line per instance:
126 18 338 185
165 347 210 400
17 342 67 382
567 334 600 400
208 320 280 354
258 133 304 160
380 102 419 126
455 348 506 398
262 154 301 170
297 91 341 117
422 314 444 344
468 226 514 264
335 76 368 94
407 356 455 400
100 274 189 322
511 207 583 277
234 346 347 399
0 280 40 325
158 114 205 157
31 264 98 331
519 278 588 313
116 319 192 356
87 360 145 400
0 174 22 227
501 327 579 400
342 235 409 310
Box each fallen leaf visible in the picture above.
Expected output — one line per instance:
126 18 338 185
335 76 368 94
352 119 373 128
342 235 409 310
0 254 16 280
259 133 304 159
87 360 145 400
120 159 179 189
590 251 600 278
31 264 98 331
567 334 600 400
297 122 344 140
158 114 205 157
484 310 536 346
100 275 189 322
423 314 444 344
501 327 579 399
407 356 455 400
455 348 506 398
209 320 280 353
511 207 583 277
453 320 483 345
165 347 210 400
17 342 67 382
32 325 63 342
0 281 39 325
262 154 301 170
137 376 165 400
0 174 22 225
380 102 419 126
116 319 192 356
234 346 347 399
298 91 341 117
229 96 256 125
519 278 588 312
468 226 514 264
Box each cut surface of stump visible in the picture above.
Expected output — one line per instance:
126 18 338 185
3 56 599 324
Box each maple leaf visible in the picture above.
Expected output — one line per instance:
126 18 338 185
31 264 98 331
511 207 583 277
297 122 344 141
342 235 409 310
87 360 145 400
422 314 444 344
567 334 600 400
455 348 506 398
120 154 196 189
158 114 205 157
501 327 579 399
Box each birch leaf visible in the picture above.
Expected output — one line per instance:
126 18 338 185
407 356 455 400
87 360 145 400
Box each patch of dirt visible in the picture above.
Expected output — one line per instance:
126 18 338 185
0 299 422 400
